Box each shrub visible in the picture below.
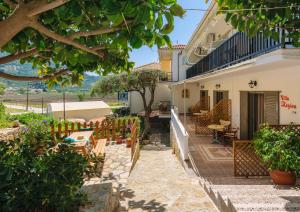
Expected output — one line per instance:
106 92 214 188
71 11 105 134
0 103 13 128
8 112 56 126
253 126 300 172
0 122 95 211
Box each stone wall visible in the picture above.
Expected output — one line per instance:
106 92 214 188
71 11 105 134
0 127 21 141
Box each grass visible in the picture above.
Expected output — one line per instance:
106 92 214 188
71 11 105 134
107 101 125 107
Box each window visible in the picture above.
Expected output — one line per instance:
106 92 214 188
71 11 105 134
182 89 190 98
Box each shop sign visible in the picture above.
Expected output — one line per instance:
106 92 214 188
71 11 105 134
280 95 296 109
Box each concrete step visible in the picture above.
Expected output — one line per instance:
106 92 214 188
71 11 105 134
210 185 300 196
200 179 300 212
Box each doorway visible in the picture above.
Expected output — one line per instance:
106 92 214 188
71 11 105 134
240 91 279 140
213 90 229 106
248 93 264 140
200 90 210 110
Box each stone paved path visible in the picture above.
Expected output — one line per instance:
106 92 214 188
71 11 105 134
121 144 218 212
81 143 132 212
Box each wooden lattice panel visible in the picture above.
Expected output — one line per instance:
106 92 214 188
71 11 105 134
190 96 210 113
194 99 231 135
269 125 300 135
233 141 269 177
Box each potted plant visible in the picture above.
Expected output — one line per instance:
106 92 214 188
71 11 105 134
126 133 132 148
116 135 122 144
253 126 300 185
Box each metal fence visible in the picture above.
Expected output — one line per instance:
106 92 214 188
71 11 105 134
1 92 118 115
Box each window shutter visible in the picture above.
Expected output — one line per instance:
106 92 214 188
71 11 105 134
264 92 279 125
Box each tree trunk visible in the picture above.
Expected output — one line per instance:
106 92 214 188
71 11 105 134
143 110 151 139
0 9 29 48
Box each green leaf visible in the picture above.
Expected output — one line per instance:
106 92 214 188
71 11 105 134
170 4 185 17
130 36 143 48
155 14 163 29
107 14 124 26
161 24 174 34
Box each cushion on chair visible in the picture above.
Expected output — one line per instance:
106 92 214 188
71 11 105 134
220 120 231 127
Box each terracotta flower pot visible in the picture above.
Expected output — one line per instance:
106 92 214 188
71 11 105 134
116 137 122 144
126 138 132 148
269 170 296 185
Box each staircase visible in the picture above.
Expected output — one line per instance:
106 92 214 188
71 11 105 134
199 177 300 212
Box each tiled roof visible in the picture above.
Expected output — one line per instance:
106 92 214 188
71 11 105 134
160 44 186 50
134 62 161 71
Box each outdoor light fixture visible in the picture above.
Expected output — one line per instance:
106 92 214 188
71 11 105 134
248 80 257 88
200 85 205 89
215 84 221 89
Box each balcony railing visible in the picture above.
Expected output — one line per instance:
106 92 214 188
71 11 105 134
186 31 290 79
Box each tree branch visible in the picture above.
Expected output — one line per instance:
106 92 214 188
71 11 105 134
30 21 103 57
0 69 69 81
0 48 39 64
69 26 124 40
28 0 70 17
69 20 134 40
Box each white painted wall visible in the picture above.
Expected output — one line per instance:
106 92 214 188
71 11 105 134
172 49 300 134
171 109 189 160
171 50 186 82
129 83 171 114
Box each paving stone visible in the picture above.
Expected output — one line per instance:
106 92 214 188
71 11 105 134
121 145 218 212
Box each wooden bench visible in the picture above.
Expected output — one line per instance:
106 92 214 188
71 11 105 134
92 139 107 156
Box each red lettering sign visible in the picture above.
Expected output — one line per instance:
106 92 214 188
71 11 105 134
280 95 289 101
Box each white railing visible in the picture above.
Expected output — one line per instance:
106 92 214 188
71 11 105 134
171 109 189 160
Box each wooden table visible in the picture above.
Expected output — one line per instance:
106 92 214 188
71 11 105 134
68 131 96 155
208 124 225 144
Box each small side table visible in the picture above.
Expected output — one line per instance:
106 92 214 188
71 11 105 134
208 124 225 144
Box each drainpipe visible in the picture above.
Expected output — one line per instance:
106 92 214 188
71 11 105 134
177 50 182 82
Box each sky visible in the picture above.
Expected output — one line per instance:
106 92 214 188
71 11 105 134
129 0 210 67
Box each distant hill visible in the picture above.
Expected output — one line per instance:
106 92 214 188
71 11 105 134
0 53 99 91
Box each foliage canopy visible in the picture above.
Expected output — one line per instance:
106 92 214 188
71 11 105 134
0 0 184 85
218 0 300 46
254 126 300 172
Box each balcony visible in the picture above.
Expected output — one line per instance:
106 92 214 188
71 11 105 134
186 31 291 79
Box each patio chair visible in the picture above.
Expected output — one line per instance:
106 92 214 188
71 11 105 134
221 128 239 146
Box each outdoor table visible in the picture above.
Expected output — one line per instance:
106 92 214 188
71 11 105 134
207 124 225 144
68 131 96 155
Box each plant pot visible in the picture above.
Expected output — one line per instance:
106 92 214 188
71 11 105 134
116 137 122 144
269 170 296 185
126 138 132 148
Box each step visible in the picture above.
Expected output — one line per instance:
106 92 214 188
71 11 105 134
199 179 300 212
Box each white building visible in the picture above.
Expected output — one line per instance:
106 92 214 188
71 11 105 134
128 45 186 115
47 101 112 121
170 2 300 141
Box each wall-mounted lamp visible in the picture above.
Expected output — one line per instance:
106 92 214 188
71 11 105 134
248 80 257 88
200 85 205 89
215 84 221 89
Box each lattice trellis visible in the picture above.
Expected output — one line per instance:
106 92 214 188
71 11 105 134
194 99 232 135
189 96 210 114
268 125 300 135
233 141 269 177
